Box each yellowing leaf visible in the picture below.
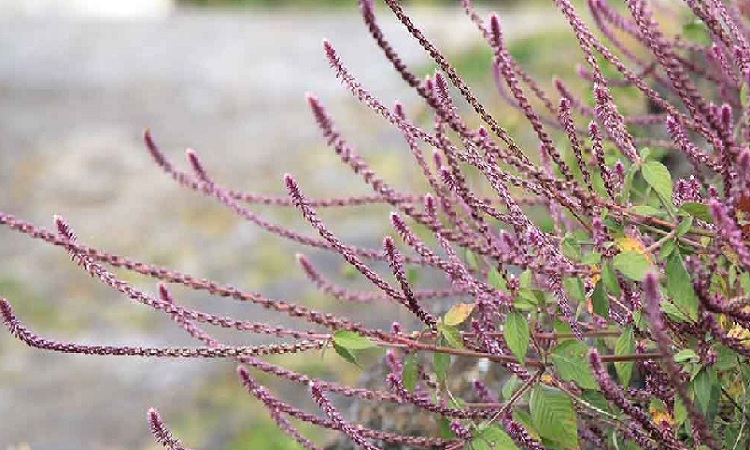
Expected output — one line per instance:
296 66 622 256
586 264 602 315
726 307 750 344
443 303 475 326
727 323 750 345
615 235 652 263
649 403 674 427
589 264 601 285
615 235 643 252
723 244 740 265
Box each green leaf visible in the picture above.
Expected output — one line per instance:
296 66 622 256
519 269 533 288
723 427 742 450
333 330 376 350
402 353 418 392
443 303 475 326
620 164 638 204
512 409 540 440
603 215 624 235
437 416 456 439
333 342 360 367
675 216 694 237
581 390 610 414
502 375 519 400
661 299 690 323
658 238 676 260
673 349 699 364
563 277 585 302
517 289 546 307
641 160 673 201
504 311 530 363
513 292 537 311
601 263 621 295
632 308 648 331
550 340 599 390
692 368 716 415
530 385 579 449
591 280 608 318
664 251 698 321
448 396 465 409
488 268 506 290
466 424 519 450
630 205 662 216
438 323 464 348
561 234 581 261
433 350 450 386
580 252 601 265
673 396 687 426
615 326 635 387
679 202 711 222
741 272 750 293
613 251 652 281
715 345 739 371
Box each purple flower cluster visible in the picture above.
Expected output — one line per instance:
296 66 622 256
2 0 750 449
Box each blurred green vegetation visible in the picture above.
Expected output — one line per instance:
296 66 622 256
0 276 84 333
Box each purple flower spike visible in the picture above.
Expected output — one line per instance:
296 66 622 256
709 198 750 270
54 214 76 241
589 121 616 200
147 408 192 450
185 148 211 184
383 235 437 329
310 382 384 450
143 128 170 169
643 273 717 449
0 298 17 335
589 348 681 449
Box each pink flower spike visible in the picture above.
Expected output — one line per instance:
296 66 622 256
147 408 192 450
185 148 211 183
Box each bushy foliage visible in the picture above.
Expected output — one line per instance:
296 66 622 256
3 0 750 449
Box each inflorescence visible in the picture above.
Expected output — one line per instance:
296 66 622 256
3 0 750 449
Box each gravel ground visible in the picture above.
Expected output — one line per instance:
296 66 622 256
0 6 566 449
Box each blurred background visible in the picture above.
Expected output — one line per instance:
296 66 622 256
0 0 573 449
